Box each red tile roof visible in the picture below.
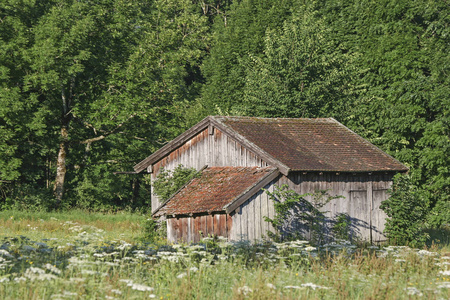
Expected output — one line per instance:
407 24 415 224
153 167 276 217
217 116 408 172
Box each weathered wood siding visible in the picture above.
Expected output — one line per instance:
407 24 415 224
228 173 392 242
229 179 277 241
150 127 269 212
278 173 392 242
166 214 232 243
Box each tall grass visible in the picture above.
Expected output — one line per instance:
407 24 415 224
0 212 449 299
0 209 146 243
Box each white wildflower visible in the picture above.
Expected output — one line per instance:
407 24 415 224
301 282 331 290
439 270 450 276
177 273 187 279
266 283 276 290
111 289 122 295
117 243 132 250
0 277 10 283
0 250 14 258
405 287 423 296
190 267 198 273
304 246 316 251
437 282 450 289
149 294 156 298
14 277 27 282
284 285 303 289
44 264 62 275
119 279 134 284
26 267 46 275
237 286 253 296
130 283 154 292
68 278 85 283
417 250 437 256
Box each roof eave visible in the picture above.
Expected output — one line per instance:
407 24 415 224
133 117 212 173
224 168 280 214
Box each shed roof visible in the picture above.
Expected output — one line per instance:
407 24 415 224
153 166 279 217
134 116 408 174
216 116 408 172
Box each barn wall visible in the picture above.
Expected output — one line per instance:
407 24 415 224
230 179 277 241
166 214 232 243
230 173 393 243
278 173 393 242
150 127 269 212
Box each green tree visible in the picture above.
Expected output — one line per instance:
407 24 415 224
326 0 449 227
240 5 356 119
380 174 429 247
0 0 210 209
198 0 296 117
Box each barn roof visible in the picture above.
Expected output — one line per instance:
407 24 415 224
218 116 408 173
153 166 279 217
134 116 408 174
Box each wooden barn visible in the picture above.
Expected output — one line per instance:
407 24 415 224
134 116 408 243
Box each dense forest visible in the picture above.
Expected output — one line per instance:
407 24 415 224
0 0 448 227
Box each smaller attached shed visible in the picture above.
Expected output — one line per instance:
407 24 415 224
153 166 279 243
134 116 408 243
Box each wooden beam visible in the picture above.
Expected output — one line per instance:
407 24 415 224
224 169 280 214
133 117 212 173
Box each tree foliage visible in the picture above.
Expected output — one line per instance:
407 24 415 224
0 0 209 209
380 174 430 247
152 165 199 202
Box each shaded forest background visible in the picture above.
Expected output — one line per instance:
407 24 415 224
0 0 448 227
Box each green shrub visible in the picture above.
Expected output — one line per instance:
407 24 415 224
380 174 429 247
264 185 341 245
152 164 199 201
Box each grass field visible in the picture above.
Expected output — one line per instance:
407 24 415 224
0 210 449 299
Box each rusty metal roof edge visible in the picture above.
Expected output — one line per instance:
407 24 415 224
133 117 212 173
151 165 208 217
224 168 280 214
328 118 409 172
211 116 291 175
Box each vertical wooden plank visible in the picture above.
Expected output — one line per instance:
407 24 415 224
186 217 192 243
231 209 240 241
226 214 232 240
166 219 174 243
192 216 198 243
234 141 241 167
260 187 269 239
217 214 225 238
241 203 248 240
254 193 261 240
181 218 188 243
213 214 220 237
202 215 208 239
206 215 214 237
247 199 255 242
367 180 373 244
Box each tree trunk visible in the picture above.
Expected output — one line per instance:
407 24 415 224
54 82 72 207
54 125 68 206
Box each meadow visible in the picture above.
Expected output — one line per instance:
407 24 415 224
0 210 449 300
